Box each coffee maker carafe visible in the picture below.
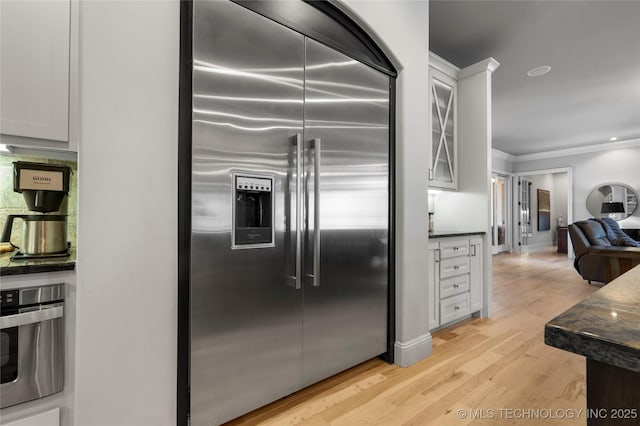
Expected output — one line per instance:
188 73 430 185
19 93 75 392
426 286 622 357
1 162 72 257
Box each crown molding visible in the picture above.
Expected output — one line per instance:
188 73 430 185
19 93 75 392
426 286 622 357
492 148 515 162
512 138 640 162
428 51 459 80
459 58 500 79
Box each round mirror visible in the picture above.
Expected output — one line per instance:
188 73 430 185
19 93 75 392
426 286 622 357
586 183 639 219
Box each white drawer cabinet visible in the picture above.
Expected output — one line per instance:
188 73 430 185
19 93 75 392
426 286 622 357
440 274 469 299
428 235 483 330
469 237 483 313
440 293 470 325
427 241 440 330
440 239 469 259
440 256 470 279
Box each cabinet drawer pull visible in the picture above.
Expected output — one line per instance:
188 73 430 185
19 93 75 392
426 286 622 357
453 284 459 288
454 305 460 311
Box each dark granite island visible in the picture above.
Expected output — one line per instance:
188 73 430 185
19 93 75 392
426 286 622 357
545 265 640 425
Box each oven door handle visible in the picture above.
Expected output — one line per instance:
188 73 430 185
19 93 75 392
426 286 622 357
0 305 63 329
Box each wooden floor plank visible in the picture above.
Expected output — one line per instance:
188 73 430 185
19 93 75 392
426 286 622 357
225 249 598 425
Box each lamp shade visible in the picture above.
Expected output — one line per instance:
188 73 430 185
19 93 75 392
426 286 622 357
601 202 625 214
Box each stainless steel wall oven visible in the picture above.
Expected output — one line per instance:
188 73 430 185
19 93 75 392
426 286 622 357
0 284 65 408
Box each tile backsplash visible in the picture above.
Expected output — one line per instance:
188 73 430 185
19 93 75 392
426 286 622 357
1 153 77 249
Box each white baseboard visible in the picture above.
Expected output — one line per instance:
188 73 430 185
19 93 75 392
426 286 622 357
394 333 432 367
527 242 554 252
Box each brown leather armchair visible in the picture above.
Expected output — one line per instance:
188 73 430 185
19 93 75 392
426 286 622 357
569 219 640 283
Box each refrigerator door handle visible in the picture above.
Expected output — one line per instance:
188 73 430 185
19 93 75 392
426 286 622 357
293 133 303 290
306 138 321 287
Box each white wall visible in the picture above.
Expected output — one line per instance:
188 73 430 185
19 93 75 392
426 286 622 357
552 172 568 228
75 1 178 425
342 0 431 367
515 145 640 228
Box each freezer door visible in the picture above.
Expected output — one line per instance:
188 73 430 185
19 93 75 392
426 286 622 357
190 1 304 424
302 38 390 385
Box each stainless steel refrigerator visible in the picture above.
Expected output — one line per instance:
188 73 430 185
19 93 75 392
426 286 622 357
187 2 391 424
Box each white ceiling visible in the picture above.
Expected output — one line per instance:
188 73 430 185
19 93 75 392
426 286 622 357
429 1 640 156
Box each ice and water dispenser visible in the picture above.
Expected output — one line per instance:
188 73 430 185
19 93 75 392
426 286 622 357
232 173 274 248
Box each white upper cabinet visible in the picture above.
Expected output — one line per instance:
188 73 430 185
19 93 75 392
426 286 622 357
428 53 458 191
1 0 71 143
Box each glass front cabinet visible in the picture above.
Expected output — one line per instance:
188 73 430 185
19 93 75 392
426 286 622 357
428 54 458 190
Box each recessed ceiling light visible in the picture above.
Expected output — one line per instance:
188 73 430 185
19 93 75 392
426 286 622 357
526 66 551 77
609 137 618 141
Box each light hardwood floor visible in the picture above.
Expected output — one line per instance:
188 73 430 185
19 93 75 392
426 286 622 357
227 249 598 425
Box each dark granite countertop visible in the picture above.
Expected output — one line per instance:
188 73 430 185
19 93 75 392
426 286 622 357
429 230 485 239
545 265 640 372
0 248 76 276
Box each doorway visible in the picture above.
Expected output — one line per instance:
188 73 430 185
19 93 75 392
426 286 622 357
514 168 573 258
491 173 510 254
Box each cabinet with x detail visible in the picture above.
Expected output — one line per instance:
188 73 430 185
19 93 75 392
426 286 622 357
428 53 458 190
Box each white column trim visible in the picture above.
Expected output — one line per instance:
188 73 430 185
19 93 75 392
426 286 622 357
394 333 433 367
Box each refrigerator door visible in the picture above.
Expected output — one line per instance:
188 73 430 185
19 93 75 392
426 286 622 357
191 2 304 424
302 38 390 385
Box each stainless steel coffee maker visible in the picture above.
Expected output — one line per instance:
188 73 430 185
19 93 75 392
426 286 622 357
1 162 72 258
